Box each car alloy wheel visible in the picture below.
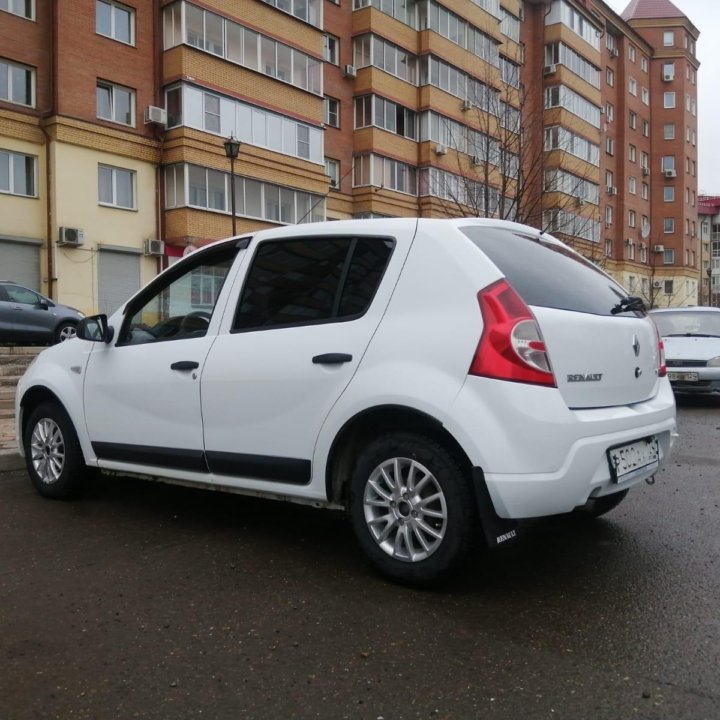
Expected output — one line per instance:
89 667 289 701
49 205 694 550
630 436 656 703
30 417 65 484
363 456 448 562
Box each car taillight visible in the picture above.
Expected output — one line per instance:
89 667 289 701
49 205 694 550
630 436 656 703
470 279 556 387
657 329 667 378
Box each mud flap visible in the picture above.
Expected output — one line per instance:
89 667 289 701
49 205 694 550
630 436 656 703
472 467 521 548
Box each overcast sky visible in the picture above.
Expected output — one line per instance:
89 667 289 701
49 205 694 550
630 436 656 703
604 0 718 194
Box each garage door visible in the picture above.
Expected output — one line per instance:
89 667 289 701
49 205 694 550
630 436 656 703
0 240 41 291
98 249 141 315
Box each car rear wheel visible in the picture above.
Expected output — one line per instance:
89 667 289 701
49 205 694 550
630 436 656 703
24 402 90 499
54 322 77 343
349 432 475 585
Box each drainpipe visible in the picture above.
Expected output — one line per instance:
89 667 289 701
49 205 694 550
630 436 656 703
43 0 59 299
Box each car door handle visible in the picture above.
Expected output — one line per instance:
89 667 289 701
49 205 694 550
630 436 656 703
312 353 353 365
170 360 199 371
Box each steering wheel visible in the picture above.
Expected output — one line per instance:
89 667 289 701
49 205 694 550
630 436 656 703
179 310 212 334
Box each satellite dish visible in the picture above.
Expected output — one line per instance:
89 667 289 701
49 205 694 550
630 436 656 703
641 222 651 239
182 244 197 257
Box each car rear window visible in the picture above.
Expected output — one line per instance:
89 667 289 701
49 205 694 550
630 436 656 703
460 226 635 317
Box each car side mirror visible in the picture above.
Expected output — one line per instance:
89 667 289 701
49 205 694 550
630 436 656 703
35 301 49 310
76 314 114 344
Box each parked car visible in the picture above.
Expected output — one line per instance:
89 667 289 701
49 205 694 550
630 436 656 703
15 219 677 584
0 281 84 345
649 307 720 396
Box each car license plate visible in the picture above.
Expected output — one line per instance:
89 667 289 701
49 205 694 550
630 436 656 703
667 371 699 382
607 436 659 483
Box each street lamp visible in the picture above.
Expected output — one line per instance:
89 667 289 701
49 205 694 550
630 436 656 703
707 266 713 307
223 135 241 237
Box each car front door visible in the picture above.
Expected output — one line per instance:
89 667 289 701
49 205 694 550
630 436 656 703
83 242 241 475
200 231 411 496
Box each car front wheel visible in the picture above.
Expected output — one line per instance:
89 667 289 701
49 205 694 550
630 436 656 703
24 402 90 499
349 432 476 585
54 322 77 343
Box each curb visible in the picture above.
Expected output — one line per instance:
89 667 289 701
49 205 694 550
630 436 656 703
0 452 24 472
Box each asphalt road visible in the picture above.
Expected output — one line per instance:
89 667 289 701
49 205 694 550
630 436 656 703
1 400 718 720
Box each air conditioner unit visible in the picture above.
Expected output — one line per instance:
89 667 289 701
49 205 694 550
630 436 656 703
543 64 557 76
664 169 677 178
642 166 650 175
606 186 617 195
663 73 673 82
58 227 84 246
599 106 605 115
461 100 473 111
653 280 663 288
144 105 167 126
653 244 665 253
343 64 357 78
144 239 165 256
610 48 619 58
435 144 448 155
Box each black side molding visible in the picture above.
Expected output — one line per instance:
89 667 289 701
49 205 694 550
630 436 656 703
206 452 311 485
92 442 207 472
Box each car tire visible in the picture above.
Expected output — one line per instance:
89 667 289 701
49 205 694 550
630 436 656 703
573 489 629 518
23 402 90 499
348 432 476 585
54 322 77 344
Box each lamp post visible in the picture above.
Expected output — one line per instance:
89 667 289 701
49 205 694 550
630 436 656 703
708 266 713 307
223 135 241 237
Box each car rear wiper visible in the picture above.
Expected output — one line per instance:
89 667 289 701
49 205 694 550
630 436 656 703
610 296 646 315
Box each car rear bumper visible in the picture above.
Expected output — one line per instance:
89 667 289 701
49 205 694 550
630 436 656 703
449 376 677 519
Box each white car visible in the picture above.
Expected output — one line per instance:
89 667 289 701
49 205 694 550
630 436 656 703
16 219 677 584
649 307 720 396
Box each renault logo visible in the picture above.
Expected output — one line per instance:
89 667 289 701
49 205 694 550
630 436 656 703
632 334 641 357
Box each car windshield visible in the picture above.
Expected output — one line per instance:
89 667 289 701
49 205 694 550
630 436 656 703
652 311 720 338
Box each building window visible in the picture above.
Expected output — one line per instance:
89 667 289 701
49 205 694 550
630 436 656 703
629 111 636 129
663 279 674 294
606 68 614 86
628 45 636 62
325 157 340 189
664 186 674 202
324 96 339 127
96 0 134 44
661 156 675 171
641 87 649 105
629 210 636 228
605 102 614 121
0 0 33 19
641 56 648 73
0 59 34 107
664 123 675 140
0 148 36 197
663 92 676 108
605 205 613 226
96 80 134 126
629 77 637 96
641 183 648 200
642 120 649 137
323 34 339 64
629 144 636 163
663 31 674 47
663 219 674 235
662 62 675 80
262 0 322 25
629 177 636 194
605 238 612 257
605 137 614 156
98 164 135 209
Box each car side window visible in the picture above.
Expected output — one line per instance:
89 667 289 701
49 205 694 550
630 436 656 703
6 286 40 305
118 245 238 346
232 237 393 331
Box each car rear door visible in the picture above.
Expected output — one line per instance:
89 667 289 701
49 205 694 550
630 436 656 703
200 229 413 491
461 226 661 409
2 285 54 343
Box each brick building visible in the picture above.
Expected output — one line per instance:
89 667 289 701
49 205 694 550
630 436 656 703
0 0 701 314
